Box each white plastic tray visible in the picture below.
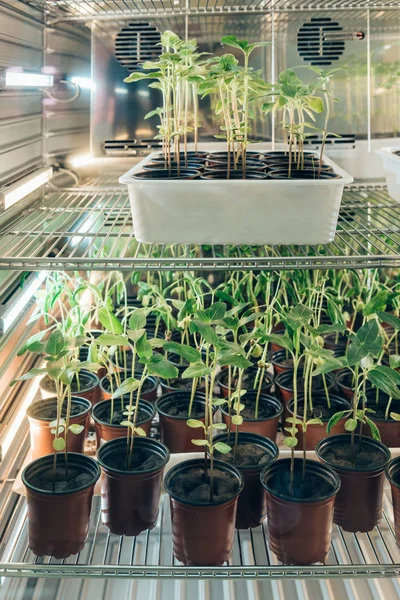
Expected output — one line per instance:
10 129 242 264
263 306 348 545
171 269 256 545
119 152 354 245
376 147 400 203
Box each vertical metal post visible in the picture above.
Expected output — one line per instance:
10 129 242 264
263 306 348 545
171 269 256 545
367 8 371 153
271 9 275 150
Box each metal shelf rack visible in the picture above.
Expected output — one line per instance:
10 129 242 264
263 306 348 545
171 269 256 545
0 184 399 272
0 490 399 579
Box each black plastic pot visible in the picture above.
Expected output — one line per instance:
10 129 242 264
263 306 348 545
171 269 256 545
206 158 267 170
386 457 400 546
153 151 208 161
316 434 391 532
201 170 268 180
268 169 340 180
143 160 204 171
132 169 200 180
213 432 278 529
98 437 169 536
23 453 100 558
208 151 262 159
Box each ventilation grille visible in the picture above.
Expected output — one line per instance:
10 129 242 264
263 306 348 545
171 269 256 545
304 133 356 149
297 17 347 66
104 139 162 156
115 22 161 72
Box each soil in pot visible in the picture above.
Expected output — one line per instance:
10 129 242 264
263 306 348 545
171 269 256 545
98 437 169 536
156 392 211 453
153 151 208 161
267 169 340 180
92 399 155 447
41 370 100 406
271 350 305 376
316 434 391 532
132 169 200 180
386 457 400 546
220 392 283 441
143 160 204 171
286 394 352 450
261 458 340 565
217 367 274 398
159 366 205 394
27 396 91 460
164 458 243 566
363 392 400 447
100 373 158 403
201 170 267 180
335 369 374 401
214 432 278 529
23 453 100 558
208 151 262 159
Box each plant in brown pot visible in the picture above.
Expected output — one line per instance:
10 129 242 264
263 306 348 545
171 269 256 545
261 304 341 565
16 330 101 558
164 302 245 566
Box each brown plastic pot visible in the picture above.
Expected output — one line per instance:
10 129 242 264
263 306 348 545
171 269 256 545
286 394 352 450
40 370 101 406
271 350 305 377
159 366 206 395
261 458 340 565
217 367 274 398
27 396 91 460
362 391 400 447
316 434 391 532
386 457 400 546
275 371 335 421
323 333 349 351
22 453 100 558
92 399 155 448
335 369 373 402
220 392 283 441
164 458 244 566
213 432 278 529
155 391 213 453
99 373 158 403
98 437 169 536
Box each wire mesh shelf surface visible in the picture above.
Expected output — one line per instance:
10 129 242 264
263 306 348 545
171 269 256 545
0 184 399 271
26 0 400 21
0 490 399 579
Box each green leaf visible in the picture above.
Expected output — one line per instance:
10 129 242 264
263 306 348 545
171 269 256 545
191 439 209 447
286 304 313 330
327 298 346 327
129 309 147 331
96 333 128 346
377 311 400 331
389 355 400 369
53 438 65 451
390 412 400 421
285 417 303 425
212 423 227 430
327 410 351 432
344 418 358 432
128 329 146 343
218 352 252 370
356 319 381 347
136 334 153 361
307 418 323 426
231 415 243 426
17 330 48 356
363 291 389 317
147 357 178 379
135 427 147 437
367 366 400 399
46 330 65 357
206 302 227 322
68 424 84 435
192 320 219 346
181 362 213 379
163 341 201 363
347 342 368 366
283 436 298 448
213 441 231 454
307 95 324 113
112 377 140 398
262 333 294 353
186 419 205 429
313 358 345 376
98 308 123 334
364 416 381 441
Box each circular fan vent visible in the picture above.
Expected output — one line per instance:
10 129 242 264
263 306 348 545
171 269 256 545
297 17 345 66
115 22 161 72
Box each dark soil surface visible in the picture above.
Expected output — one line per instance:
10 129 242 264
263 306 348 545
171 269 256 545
42 372 96 394
231 397 278 420
366 397 400 421
323 334 348 348
338 371 373 392
216 442 272 467
103 448 164 473
273 354 304 369
321 440 388 469
169 466 240 504
31 401 84 420
95 403 150 426
292 400 344 421
102 376 156 395
219 369 272 390
30 466 93 493
162 401 205 418
266 466 334 500
166 353 190 367
392 469 400 485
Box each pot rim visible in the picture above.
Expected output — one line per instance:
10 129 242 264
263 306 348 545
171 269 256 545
316 433 391 473
286 393 351 423
217 366 274 391
97 436 170 475
26 395 91 421
92 398 156 428
386 456 400 488
220 392 283 422
213 432 279 469
164 458 244 507
41 369 100 394
275 370 334 392
261 457 341 503
155 391 211 420
22 452 100 496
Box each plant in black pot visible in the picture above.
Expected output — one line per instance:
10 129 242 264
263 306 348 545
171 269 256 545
261 304 341 565
316 319 394 533
164 302 246 566
16 330 101 558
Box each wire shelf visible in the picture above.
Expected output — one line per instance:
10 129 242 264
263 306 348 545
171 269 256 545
0 490 399 579
26 0 400 22
0 184 399 272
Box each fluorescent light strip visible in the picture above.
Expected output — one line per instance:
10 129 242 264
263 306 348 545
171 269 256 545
68 153 95 168
71 76 93 90
1 167 53 211
5 71 54 88
0 272 48 336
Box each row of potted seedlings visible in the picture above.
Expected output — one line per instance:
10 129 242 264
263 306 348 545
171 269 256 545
15 270 400 565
